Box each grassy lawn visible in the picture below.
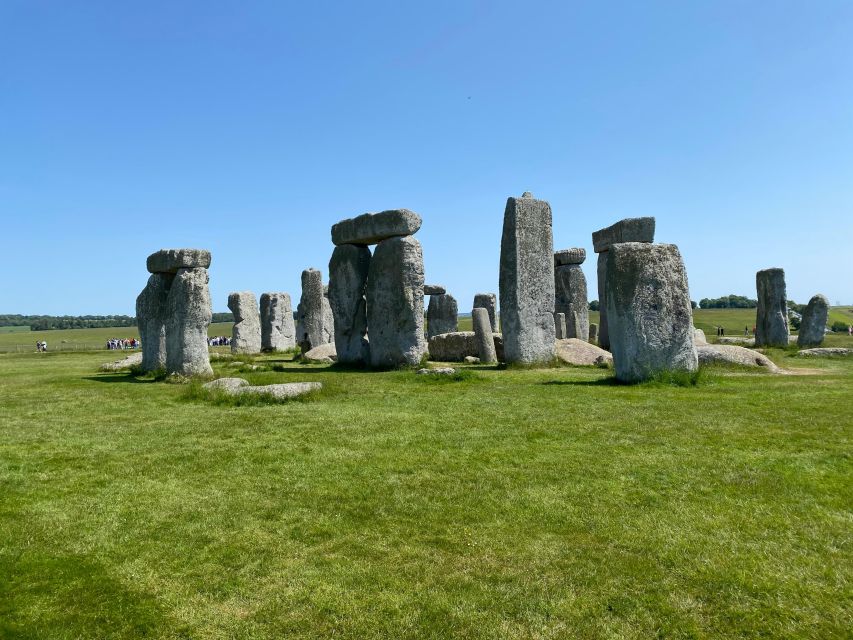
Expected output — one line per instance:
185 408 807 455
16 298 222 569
0 345 851 638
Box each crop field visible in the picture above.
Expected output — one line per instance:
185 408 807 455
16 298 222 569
0 340 851 638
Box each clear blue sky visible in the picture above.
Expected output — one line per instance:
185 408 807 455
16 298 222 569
2 1 851 315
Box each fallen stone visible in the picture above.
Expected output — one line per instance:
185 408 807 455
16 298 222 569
592 217 655 253
797 347 852 357
696 345 780 372
238 382 322 399
554 248 586 266
147 248 211 274
424 284 446 295
718 336 755 346
228 291 262 355
427 293 458 339
464 356 480 364
555 339 613 366
328 244 370 363
428 331 504 362
798 294 829 348
303 343 337 363
100 352 143 372
755 268 789 347
260 292 296 352
165 267 214 378
203 377 250 392
331 209 422 246
417 367 457 375
473 293 498 332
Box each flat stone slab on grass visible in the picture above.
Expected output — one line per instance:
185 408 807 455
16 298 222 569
331 209 422 246
696 345 780 372
147 249 212 274
100 352 143 371
555 339 612 366
797 348 852 357
203 377 250 392
428 331 503 362
238 382 322 399
303 343 337 363
417 367 457 375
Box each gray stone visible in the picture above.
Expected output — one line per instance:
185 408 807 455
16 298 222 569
696 345 780 373
165 267 213 378
592 217 655 253
473 293 498 332
798 294 829 348
589 323 598 344
100 352 143 372
331 209 422 246
136 272 173 372
464 356 480 364
424 284 446 295
427 294 458 339
606 243 697 383
238 382 322 399
366 235 426 367
555 264 589 340
554 248 586 266
322 291 335 346
554 312 566 339
755 268 789 348
303 343 337 363
260 292 295 352
499 193 555 363
428 331 504 362
555 339 613 366
797 347 852 357
296 268 326 352
693 328 708 345
203 377 250 392
472 307 497 364
147 248 211 274
596 253 609 349
228 291 261 355
417 367 457 376
328 244 371 363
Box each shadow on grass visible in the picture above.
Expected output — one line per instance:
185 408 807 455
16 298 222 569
83 373 155 384
541 377 618 387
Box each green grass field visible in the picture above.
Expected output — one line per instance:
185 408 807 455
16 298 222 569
1 340 851 638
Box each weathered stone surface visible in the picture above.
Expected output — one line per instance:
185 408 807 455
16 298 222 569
424 284 446 295
303 343 337 363
328 244 371 363
147 248 211 274
499 194 555 363
296 268 326 352
100 352 143 372
606 243 697 383
797 347 852 357
693 328 708 345
464 356 480 364
238 382 322 399
203 377 250 392
322 291 334 346
755 268 789 348
228 291 261 354
428 331 504 362
596 253 609 349
589 323 598 344
260 292 295 352
555 339 613 366
417 367 456 376
427 294 458 339
696 345 780 373
136 272 173 372
554 248 586 266
473 293 498 332
555 264 589 340
798 294 829 348
331 209 422 246
554 312 566 339
165 267 213 378
472 307 497 363
592 217 655 253
366 235 426 367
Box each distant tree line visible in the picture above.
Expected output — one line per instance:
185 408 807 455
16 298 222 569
698 295 757 309
0 312 236 331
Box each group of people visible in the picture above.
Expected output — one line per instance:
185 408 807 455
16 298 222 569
106 338 139 350
35 341 47 352
208 336 231 346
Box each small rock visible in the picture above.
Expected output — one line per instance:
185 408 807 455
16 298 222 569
464 356 480 364
417 367 457 375
203 377 250 392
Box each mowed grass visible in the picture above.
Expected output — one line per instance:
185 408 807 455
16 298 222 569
0 347 851 638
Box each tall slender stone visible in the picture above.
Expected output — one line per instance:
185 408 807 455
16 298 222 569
260 292 295 352
136 273 173 372
165 267 213 378
427 293 458 339
755 268 789 347
366 235 425 367
328 244 371 363
554 312 566 339
322 287 335 346
473 293 498 332
606 243 696 383
498 192 555 363
589 323 598 344
228 292 261 354
296 268 326 351
798 294 829 348
472 308 497 363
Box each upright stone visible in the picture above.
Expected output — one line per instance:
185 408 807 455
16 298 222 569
592 217 655 350
427 294 458 339
606 243 697 383
554 312 566 339
328 244 371 363
472 308 497 363
228 292 261 354
296 268 326 351
755 268 789 348
498 192 555 363
472 293 498 332
366 235 425 367
136 273 173 372
165 268 213 378
798 294 829 348
554 248 589 340
322 287 335 346
589 323 599 344
260 292 295 352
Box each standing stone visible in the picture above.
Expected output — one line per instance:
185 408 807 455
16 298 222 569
328 244 371 363
592 217 655 350
165 268 213 378
589 323 598 344
606 243 697 383
136 273 173 372
427 293 458 339
260 292 295 352
755 268 789 348
554 248 589 340
472 308 497 364
798 294 829 348
498 192 555 363
322 287 335 346
554 312 566 339
296 268 326 351
366 235 425 367
228 292 261 354
473 293 498 332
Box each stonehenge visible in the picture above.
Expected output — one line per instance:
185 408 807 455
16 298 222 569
137 249 213 377
798 294 829 348
296 268 330 352
554 312 566 340
473 293 498 332
472 308 497 363
589 323 598 344
328 244 371 363
428 331 503 362
427 293 458 339
755 268 789 348
606 243 697 383
228 291 262 354
554 247 589 340
260 292 296 352
592 217 655 350
331 209 422 246
499 192 556 364
424 284 446 295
